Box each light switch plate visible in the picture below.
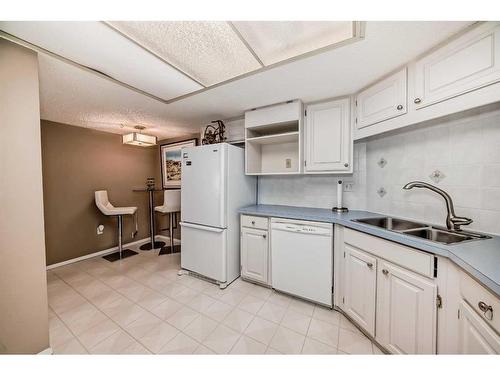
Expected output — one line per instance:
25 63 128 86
344 182 355 192
285 158 292 168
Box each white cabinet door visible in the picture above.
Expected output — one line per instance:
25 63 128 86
342 244 377 336
414 22 500 109
241 227 268 284
376 260 437 354
304 98 351 173
458 300 500 354
355 68 407 129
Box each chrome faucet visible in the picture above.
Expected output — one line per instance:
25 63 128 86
402 181 473 231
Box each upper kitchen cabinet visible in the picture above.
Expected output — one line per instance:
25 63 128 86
304 98 352 173
354 22 500 140
355 68 407 129
245 100 303 175
413 22 500 109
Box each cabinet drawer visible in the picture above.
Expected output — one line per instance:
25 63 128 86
241 215 269 230
245 101 301 128
460 271 500 333
343 228 434 278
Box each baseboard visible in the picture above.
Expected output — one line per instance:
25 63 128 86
37 347 53 355
46 235 181 270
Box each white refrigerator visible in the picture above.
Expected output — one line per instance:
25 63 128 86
180 143 256 287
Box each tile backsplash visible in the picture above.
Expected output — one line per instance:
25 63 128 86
258 108 500 236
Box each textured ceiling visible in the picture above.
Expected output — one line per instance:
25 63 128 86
2 21 474 139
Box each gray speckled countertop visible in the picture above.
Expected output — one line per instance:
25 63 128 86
239 204 500 296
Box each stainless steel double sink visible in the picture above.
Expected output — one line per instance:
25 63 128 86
352 217 491 245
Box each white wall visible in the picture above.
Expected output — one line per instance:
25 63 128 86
0 39 49 353
259 107 500 236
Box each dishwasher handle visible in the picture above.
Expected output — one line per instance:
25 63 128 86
271 222 332 236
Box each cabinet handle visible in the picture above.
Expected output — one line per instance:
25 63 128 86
414 98 422 104
366 262 373 269
396 104 403 110
262 234 267 239
382 269 389 275
251 221 255 225
344 163 349 168
478 301 493 320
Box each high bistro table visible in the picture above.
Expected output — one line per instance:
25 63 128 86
133 187 165 251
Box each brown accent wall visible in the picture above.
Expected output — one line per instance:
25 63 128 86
0 40 49 354
41 120 163 265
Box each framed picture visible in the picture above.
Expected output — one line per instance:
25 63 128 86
160 138 197 189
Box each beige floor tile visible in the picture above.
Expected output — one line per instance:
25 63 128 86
281 309 312 335
222 308 254 333
88 289 123 310
158 332 199 354
124 312 163 339
116 282 150 302
49 323 75 348
270 326 305 354
301 337 338 354
186 293 217 312
307 318 339 348
257 301 287 324
59 303 108 336
109 304 149 327
89 330 137 354
53 337 88 354
267 291 292 307
78 319 120 349
230 335 267 354
193 344 216 354
219 290 246 306
265 347 282 354
120 341 151 354
136 289 169 311
246 284 273 300
183 315 218 342
340 315 363 334
138 322 179 353
171 286 199 304
202 300 234 322
74 279 112 299
166 306 200 330
237 294 266 315
288 298 315 317
312 306 341 326
49 291 87 314
100 296 135 317
150 297 183 320
373 344 384 354
202 324 241 354
337 328 373 354
244 316 278 345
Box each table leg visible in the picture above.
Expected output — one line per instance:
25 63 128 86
140 190 165 251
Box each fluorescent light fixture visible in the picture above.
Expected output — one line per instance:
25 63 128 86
108 21 261 86
231 21 354 66
122 126 157 147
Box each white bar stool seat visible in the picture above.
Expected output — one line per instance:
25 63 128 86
95 190 138 262
155 189 181 254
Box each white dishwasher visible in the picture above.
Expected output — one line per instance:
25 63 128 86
271 218 333 307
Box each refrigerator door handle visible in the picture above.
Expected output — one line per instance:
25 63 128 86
179 222 225 233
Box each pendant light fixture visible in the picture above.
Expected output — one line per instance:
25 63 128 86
122 125 157 147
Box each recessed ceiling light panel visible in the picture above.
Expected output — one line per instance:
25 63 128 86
231 21 354 65
109 21 262 86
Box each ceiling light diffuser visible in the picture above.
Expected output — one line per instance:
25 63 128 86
108 21 261 86
231 21 354 66
122 126 157 147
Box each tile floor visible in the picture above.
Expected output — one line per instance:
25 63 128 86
47 244 383 355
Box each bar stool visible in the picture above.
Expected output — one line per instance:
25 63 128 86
155 189 181 254
95 190 138 262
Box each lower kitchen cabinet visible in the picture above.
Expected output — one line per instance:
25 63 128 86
338 226 438 354
458 300 500 354
342 244 377 336
240 215 270 285
376 260 437 354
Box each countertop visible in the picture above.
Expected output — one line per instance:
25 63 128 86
239 204 500 296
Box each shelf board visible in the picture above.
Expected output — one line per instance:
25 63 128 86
246 131 299 145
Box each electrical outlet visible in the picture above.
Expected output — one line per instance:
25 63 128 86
343 182 355 192
97 224 104 235
285 158 292 168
